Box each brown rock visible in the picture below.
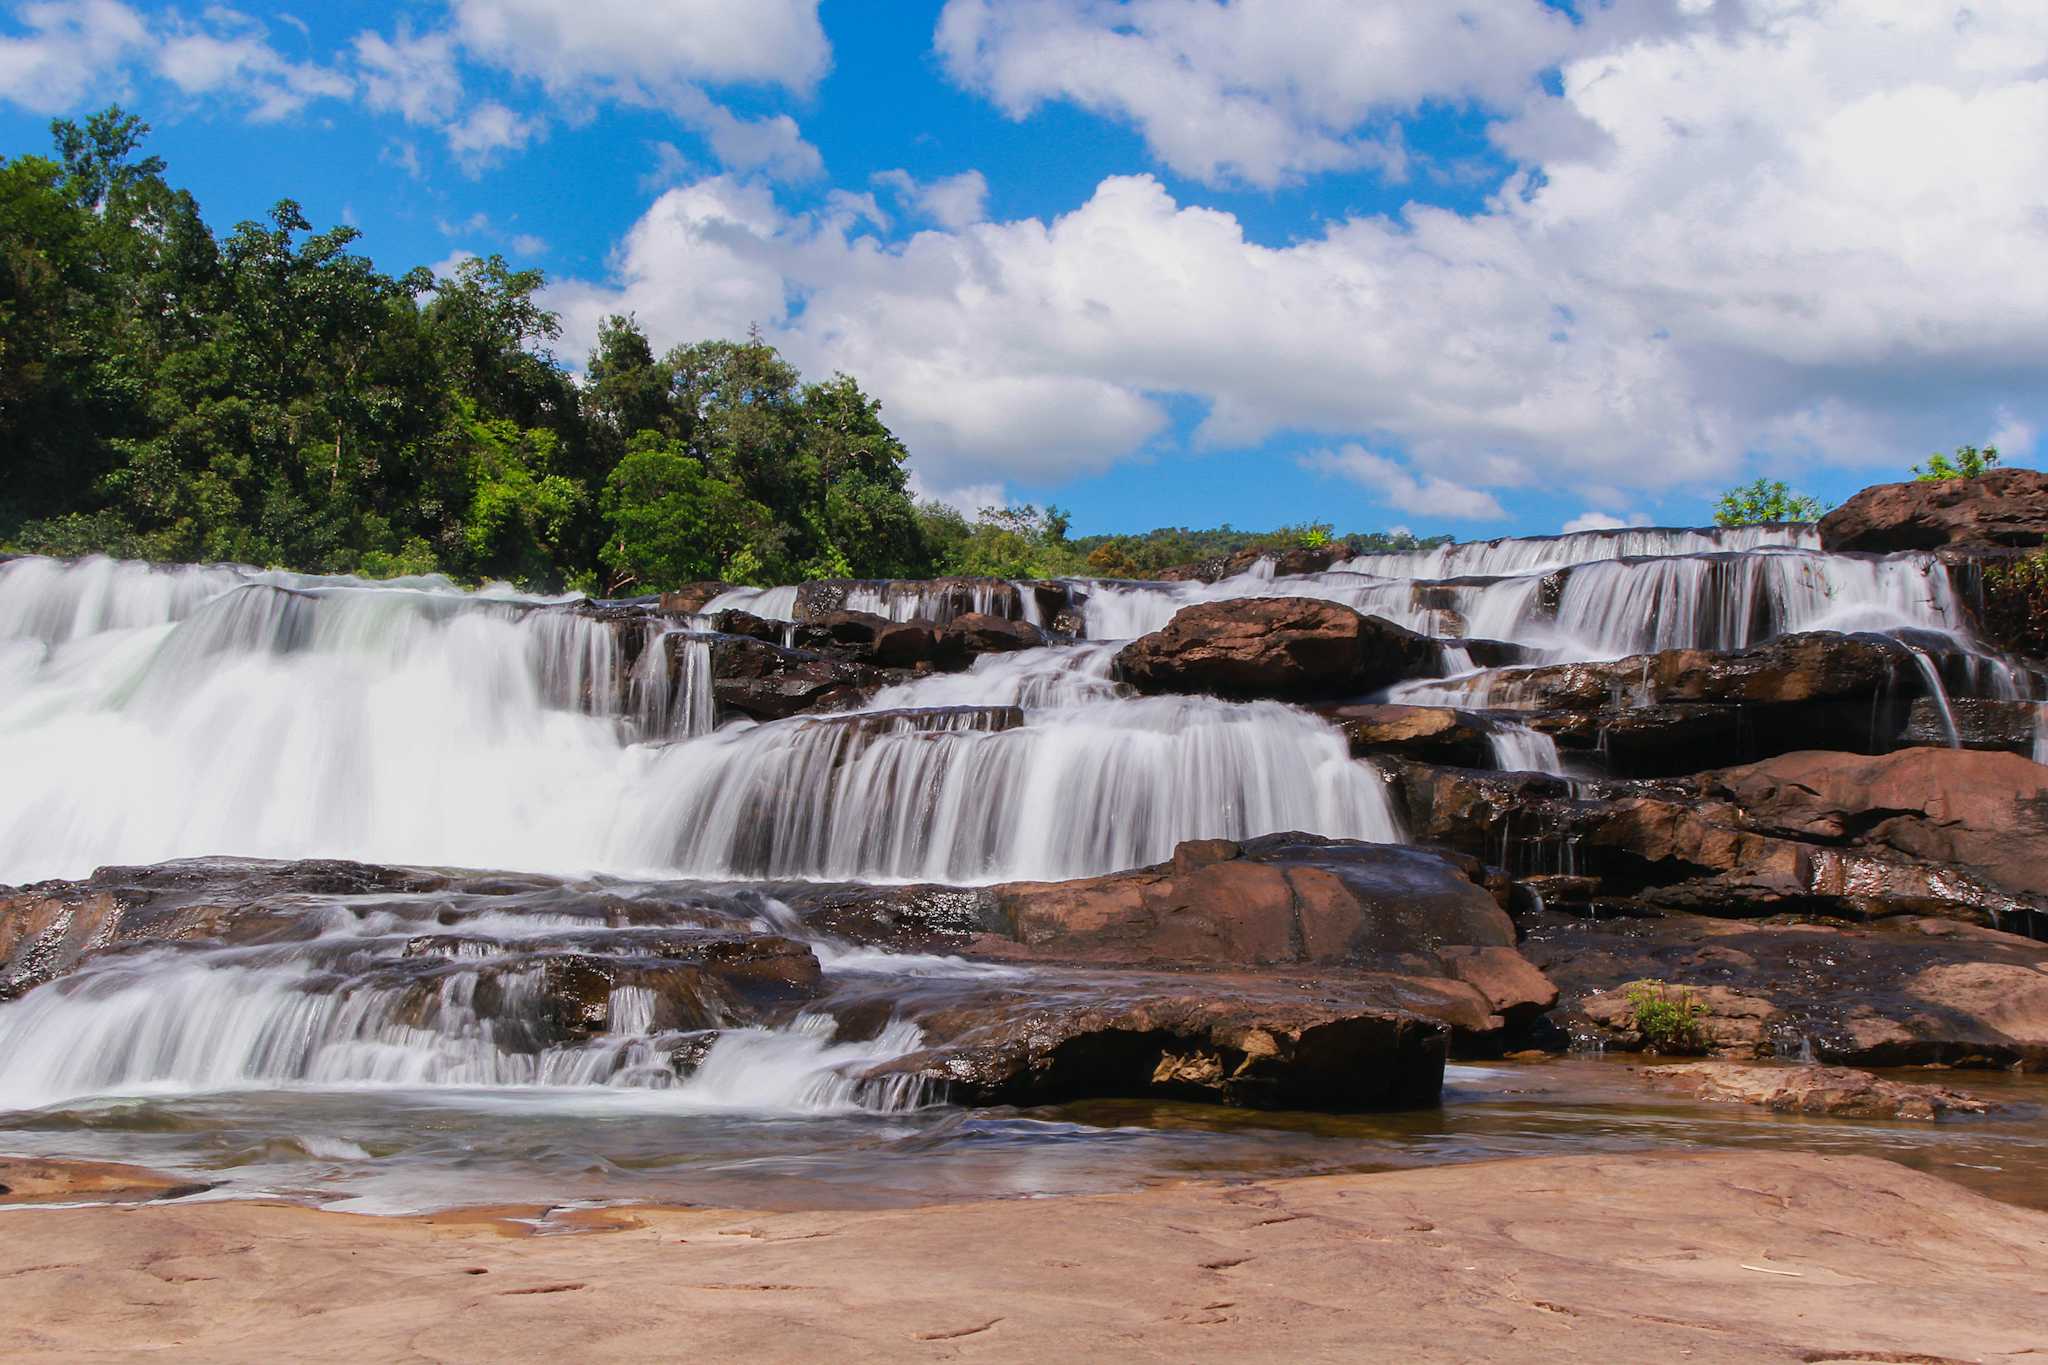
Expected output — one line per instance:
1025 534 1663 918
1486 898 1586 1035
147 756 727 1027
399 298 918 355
1641 1060 1995 1119
1114 598 1439 701
1314 703 1497 766
1819 467 2048 551
654 581 731 614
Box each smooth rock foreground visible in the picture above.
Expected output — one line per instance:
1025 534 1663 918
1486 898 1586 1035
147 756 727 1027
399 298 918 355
3 1150 2044 1363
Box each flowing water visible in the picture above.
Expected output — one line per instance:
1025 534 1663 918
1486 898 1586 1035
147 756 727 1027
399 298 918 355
1 527 2043 1214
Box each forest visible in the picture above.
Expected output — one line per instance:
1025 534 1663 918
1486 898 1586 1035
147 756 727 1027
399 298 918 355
0 109 1434 592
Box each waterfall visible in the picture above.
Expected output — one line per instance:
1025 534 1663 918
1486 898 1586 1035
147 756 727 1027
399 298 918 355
0 556 1392 885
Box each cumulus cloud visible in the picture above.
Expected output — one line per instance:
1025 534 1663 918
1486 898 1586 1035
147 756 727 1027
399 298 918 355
935 0 1575 188
1560 510 1653 534
1301 447 1507 520
875 168 990 230
553 1 2048 510
0 0 149 112
1 1 349 119
450 0 829 95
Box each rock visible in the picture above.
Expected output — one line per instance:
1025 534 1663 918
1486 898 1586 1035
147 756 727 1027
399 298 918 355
1313 703 1498 766
1114 598 1439 701
1705 748 2048 899
861 978 1450 1110
1898 696 2044 755
1963 548 2048 662
789 610 947 669
1638 1060 1995 1119
1522 906 2048 1067
944 611 1044 655
705 609 784 642
981 833 1518 969
701 635 894 722
1153 544 1347 584
1437 944 1559 1028
1440 632 1918 777
1819 467 2048 552
794 577 1027 625
656 581 731 614
1387 748 2048 930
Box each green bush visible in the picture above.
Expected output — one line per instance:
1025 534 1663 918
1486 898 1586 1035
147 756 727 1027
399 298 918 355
1623 980 1709 1054
1913 444 2000 481
1713 478 1826 527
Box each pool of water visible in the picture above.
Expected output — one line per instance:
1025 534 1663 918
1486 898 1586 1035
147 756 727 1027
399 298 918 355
3 1057 2042 1216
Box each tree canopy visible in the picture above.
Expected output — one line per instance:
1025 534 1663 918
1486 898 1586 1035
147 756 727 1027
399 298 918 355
1 109 1437 591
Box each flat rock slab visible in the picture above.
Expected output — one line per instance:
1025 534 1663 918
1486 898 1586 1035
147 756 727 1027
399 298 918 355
1638 1060 1996 1119
2 1152 2044 1362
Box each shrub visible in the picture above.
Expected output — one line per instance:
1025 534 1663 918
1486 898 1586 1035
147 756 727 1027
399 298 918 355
1714 478 1826 527
1624 980 1709 1054
1913 444 2000 481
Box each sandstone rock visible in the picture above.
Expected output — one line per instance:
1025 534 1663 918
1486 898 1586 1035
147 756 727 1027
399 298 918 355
1523 907 2048 1067
655 581 731 615
1640 1060 1995 1119
1896 696 2044 755
1820 467 2048 552
861 978 1450 1110
1313 703 1498 766
944 611 1044 655
1153 544 1347 584
1114 598 1439 701
982 833 1518 969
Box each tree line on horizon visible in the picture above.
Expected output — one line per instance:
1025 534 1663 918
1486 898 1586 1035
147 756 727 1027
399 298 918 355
0 108 1446 594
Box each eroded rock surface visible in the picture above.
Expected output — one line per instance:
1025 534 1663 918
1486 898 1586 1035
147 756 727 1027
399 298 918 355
1115 598 1439 701
1638 1060 1995 1119
1820 467 2048 551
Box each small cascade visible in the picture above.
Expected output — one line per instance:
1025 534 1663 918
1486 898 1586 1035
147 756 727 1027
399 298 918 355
1904 648 1963 748
702 584 800 621
1487 722 1566 775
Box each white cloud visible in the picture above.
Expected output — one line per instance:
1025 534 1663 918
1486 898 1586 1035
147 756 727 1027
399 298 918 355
0 0 148 112
154 9 353 121
450 0 829 94
354 24 463 126
1988 410 2038 463
935 0 1575 188
1301 447 1507 521
1560 510 1653 534
906 470 1008 518
875 168 990 230
555 1 2048 503
444 100 543 172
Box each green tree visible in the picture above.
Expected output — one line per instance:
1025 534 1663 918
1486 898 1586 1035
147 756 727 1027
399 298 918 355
1713 478 1826 527
1913 444 2000 481
599 432 776 591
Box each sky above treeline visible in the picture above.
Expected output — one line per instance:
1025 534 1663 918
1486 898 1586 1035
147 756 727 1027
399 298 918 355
3 0 2044 538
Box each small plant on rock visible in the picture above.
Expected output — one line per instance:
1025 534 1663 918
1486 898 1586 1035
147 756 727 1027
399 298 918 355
1624 980 1709 1054
1913 444 2000 480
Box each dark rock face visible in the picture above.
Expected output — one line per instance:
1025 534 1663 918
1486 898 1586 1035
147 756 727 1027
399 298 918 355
1114 598 1439 701
862 980 1449 1110
699 635 893 722
1312 703 1499 766
1441 632 1917 777
1819 468 2048 552
785 609 1047 673
1523 908 2048 1068
1389 747 2048 930
1153 544 1348 584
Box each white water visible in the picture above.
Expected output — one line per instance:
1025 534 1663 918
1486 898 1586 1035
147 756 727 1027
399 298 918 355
0 555 1395 884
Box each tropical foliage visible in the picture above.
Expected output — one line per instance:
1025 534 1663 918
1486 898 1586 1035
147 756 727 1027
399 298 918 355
1713 478 1827 527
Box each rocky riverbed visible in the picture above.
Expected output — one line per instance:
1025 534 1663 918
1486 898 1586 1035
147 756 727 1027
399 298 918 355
2 472 2046 1357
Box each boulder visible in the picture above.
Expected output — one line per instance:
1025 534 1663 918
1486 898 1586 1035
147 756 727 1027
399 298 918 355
656 581 732 615
944 611 1044 655
1639 1060 1995 1119
858 977 1451 1110
1153 544 1347 584
981 833 1518 969
1819 468 2048 552
701 635 894 722
1114 598 1439 701
1313 703 1498 766
1524 906 2048 1067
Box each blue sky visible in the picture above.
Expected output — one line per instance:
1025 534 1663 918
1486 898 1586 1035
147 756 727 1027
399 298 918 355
4 0 2045 538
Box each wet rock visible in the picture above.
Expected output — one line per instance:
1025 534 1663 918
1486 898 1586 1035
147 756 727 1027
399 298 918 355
701 635 894 721
982 833 1518 969
1387 749 2048 930
1638 1060 1996 1119
1312 703 1498 766
1442 632 1918 777
656 582 732 615
1153 544 1347 584
1819 468 2048 552
794 577 1027 625
945 611 1044 655
863 979 1450 1110
789 610 946 669
705 609 786 643
1114 598 1439 701
1523 907 2048 1067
